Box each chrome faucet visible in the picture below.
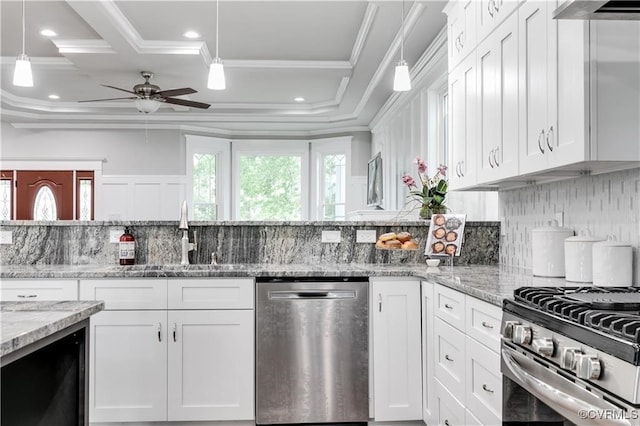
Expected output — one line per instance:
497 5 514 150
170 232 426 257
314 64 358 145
179 201 197 265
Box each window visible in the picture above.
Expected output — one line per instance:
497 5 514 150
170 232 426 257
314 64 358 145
33 186 57 220
0 171 13 220
185 135 230 221
321 154 346 220
311 137 351 220
233 141 309 221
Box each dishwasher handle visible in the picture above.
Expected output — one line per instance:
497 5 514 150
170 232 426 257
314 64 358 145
269 290 356 300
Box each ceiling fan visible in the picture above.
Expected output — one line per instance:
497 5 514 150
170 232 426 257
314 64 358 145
79 71 210 113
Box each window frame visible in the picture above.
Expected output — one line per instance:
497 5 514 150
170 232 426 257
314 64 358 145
185 135 231 221
310 136 352 220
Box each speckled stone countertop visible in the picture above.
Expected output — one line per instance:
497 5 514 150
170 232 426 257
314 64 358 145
0 264 574 307
1 300 104 358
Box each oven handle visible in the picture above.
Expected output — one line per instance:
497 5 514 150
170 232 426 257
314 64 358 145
502 346 631 426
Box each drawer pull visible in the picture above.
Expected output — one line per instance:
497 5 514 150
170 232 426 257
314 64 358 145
445 354 454 362
445 420 451 426
482 321 494 329
157 323 162 342
172 323 177 342
482 384 494 393
444 303 454 310
17 294 37 298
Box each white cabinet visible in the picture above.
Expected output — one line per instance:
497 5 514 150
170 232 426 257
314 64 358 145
81 278 254 424
167 310 254 421
477 11 519 184
518 0 558 175
477 0 519 42
448 52 478 189
445 0 477 71
89 310 168 422
421 281 437 426
371 278 422 421
0 279 78 301
426 282 503 425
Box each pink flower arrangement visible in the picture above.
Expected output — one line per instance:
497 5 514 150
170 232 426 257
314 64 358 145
401 157 449 215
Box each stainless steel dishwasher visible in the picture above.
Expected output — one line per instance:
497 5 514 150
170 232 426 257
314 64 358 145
256 277 369 425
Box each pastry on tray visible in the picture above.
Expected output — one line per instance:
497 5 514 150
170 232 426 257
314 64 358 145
445 244 457 255
433 227 446 239
433 214 446 226
445 231 458 242
432 241 445 253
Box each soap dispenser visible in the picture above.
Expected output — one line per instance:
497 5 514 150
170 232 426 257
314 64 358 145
119 226 136 265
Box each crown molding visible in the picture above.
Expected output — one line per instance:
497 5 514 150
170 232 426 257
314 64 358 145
224 59 352 70
0 57 77 70
350 3 378 66
52 39 116 54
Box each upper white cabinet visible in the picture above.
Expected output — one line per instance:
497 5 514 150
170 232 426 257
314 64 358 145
477 0 520 42
448 52 478 189
477 12 519 183
445 0 477 71
371 278 422 422
518 0 558 175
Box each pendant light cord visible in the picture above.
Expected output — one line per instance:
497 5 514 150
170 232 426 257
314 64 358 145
215 0 220 58
21 0 26 55
400 0 405 61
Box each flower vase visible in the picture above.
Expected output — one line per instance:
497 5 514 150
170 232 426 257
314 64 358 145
419 205 447 220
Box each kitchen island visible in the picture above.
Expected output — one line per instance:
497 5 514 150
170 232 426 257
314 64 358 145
1 300 104 426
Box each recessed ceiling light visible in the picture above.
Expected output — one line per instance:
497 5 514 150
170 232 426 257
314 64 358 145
294 97 305 102
183 31 200 39
40 29 57 37
48 94 60 100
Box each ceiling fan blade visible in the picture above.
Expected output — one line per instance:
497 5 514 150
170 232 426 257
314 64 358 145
156 87 197 97
164 98 210 109
101 84 138 95
78 96 139 102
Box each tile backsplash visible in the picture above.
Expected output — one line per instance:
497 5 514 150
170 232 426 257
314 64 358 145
499 168 640 284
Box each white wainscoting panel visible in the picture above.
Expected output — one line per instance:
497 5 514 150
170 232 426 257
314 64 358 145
101 176 186 220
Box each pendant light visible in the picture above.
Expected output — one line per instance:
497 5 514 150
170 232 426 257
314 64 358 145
13 0 33 87
207 0 226 90
393 0 411 92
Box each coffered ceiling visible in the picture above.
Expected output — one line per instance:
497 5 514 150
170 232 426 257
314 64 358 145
0 0 447 135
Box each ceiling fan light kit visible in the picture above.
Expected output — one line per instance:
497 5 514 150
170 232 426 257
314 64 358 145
208 0 226 90
393 0 411 92
135 99 161 114
13 0 33 87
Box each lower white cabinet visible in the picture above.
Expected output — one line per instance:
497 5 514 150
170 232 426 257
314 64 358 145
89 310 168 422
81 278 254 424
371 278 422 421
0 279 78 301
425 281 503 426
167 310 253 421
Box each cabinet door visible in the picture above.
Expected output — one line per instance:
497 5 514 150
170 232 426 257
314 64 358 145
518 0 550 174
477 35 498 182
0 279 78 301
167 310 254 421
449 52 477 190
89 310 167 423
372 279 422 421
421 281 437 425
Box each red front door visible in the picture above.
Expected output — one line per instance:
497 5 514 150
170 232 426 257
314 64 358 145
16 171 74 220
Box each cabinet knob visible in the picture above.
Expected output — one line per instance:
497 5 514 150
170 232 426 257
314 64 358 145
482 384 494 393
481 321 494 329
445 354 454 362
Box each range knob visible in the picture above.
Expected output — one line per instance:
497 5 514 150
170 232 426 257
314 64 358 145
502 320 520 339
532 337 554 357
560 347 582 370
576 355 602 380
512 325 532 345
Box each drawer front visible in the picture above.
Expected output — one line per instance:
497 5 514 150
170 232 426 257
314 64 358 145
466 296 502 352
466 337 502 425
435 284 465 330
435 379 465 426
434 317 466 400
80 279 167 310
0 279 78 301
168 278 254 309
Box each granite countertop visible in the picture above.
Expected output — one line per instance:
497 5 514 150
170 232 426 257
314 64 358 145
1 300 104 358
0 263 575 307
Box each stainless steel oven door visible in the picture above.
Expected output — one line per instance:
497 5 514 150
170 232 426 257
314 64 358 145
502 343 635 426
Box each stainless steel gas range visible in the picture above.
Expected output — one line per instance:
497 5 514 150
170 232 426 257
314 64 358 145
501 286 640 426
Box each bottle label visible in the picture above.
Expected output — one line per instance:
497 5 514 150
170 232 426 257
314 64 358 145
119 241 135 259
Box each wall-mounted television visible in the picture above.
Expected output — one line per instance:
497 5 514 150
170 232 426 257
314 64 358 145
367 153 383 209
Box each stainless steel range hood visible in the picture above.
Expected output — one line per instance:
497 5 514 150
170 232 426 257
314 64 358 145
553 0 640 20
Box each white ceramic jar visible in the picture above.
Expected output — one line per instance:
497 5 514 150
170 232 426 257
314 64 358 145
564 230 603 283
592 236 633 286
531 220 574 277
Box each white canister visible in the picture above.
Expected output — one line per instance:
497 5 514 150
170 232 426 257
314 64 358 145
532 220 574 277
592 236 633 286
564 230 603 283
